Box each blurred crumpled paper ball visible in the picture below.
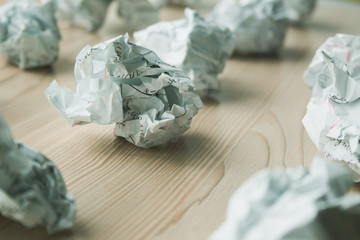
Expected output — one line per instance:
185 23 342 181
0 114 76 234
283 0 317 24
0 0 61 69
208 0 288 55
210 157 360 240
134 8 234 98
56 0 112 31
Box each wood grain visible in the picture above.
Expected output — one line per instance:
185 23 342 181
0 1 359 239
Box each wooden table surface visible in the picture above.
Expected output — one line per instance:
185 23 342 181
0 1 360 239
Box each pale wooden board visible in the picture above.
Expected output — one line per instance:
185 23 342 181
0 1 360 240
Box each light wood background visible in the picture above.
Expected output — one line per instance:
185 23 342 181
0 1 360 239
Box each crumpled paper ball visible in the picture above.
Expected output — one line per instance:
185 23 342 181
303 34 360 175
134 8 234 97
0 114 76 234
0 0 61 69
56 0 112 31
283 0 317 24
117 0 165 28
210 157 360 240
45 34 203 148
208 0 288 55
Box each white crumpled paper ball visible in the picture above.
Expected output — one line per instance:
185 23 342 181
0 114 76 234
117 0 166 28
134 8 234 97
56 0 112 31
303 34 360 175
0 0 61 69
283 0 317 24
208 0 288 55
46 35 203 148
210 157 360 240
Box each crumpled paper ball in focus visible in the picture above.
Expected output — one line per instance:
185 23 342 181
45 35 203 148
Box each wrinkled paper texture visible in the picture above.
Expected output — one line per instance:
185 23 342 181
0 114 76 234
0 0 60 69
134 8 234 97
57 0 111 31
283 0 317 23
210 157 360 240
45 35 203 148
117 0 165 28
208 0 288 54
303 34 360 175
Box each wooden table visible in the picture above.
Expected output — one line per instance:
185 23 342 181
0 1 360 239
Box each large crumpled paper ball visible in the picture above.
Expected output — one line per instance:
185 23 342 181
134 8 234 97
0 114 76 234
0 0 61 69
303 34 360 175
208 0 288 55
46 35 203 148
56 0 112 31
